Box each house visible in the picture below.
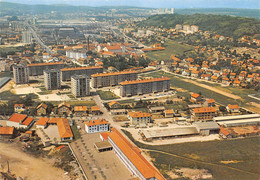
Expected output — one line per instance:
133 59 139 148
6 114 34 129
57 102 71 115
110 109 128 115
191 70 199 78
128 111 152 125
14 104 26 113
108 101 121 109
73 106 87 116
233 80 241 87
85 119 109 133
204 99 215 107
191 93 202 103
91 106 101 115
226 104 240 113
201 74 211 81
164 109 174 118
0 127 15 139
36 103 48 116
219 126 232 139
191 107 216 121
35 117 49 129
211 76 219 82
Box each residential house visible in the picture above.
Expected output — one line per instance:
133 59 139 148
91 106 101 115
85 119 109 133
191 70 199 78
191 107 217 121
204 99 215 107
191 93 203 103
6 113 34 129
36 103 48 116
149 106 165 113
57 102 71 115
0 127 15 139
108 101 121 109
14 104 26 113
128 111 152 125
201 74 211 81
226 104 240 114
73 106 87 117
164 109 174 118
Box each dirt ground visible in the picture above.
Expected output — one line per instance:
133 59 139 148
0 142 69 180
170 168 213 180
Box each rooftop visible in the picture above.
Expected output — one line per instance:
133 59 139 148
92 70 137 77
128 111 151 118
27 62 64 67
192 107 216 113
61 66 103 72
85 119 109 126
120 77 170 85
0 127 14 135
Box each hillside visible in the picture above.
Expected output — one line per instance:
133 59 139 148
137 14 260 38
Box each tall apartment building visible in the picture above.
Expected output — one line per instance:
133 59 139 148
120 77 170 97
22 31 32 44
61 66 103 81
28 62 64 76
91 70 138 88
13 64 29 84
44 69 61 90
71 75 90 97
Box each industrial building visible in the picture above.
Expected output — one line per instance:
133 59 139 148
13 64 29 84
27 62 64 76
91 70 138 88
71 74 90 97
107 128 165 180
61 66 103 81
120 77 170 97
44 69 61 90
213 114 260 127
193 122 220 135
7 114 34 130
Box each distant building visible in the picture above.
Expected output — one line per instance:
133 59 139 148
191 107 217 121
226 104 240 113
27 62 64 76
57 102 71 116
22 31 32 44
120 77 170 97
14 104 26 113
44 69 61 90
128 111 152 125
13 64 29 84
73 106 87 116
0 127 15 139
91 70 138 88
36 102 48 116
183 25 191 32
175 24 182 30
85 119 109 133
61 66 103 81
66 49 87 60
191 25 199 33
71 75 90 97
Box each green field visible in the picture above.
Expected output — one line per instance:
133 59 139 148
51 100 96 107
122 130 260 180
141 71 259 108
146 40 194 61
96 90 120 100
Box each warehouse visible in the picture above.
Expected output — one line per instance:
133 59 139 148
194 122 220 135
213 114 260 127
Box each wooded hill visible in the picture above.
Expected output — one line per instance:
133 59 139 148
137 14 260 38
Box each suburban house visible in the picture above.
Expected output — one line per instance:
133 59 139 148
14 104 26 113
6 113 34 129
91 106 101 115
0 127 15 139
149 106 165 113
191 107 217 121
191 93 202 103
128 111 152 125
164 109 174 118
85 119 109 133
57 102 71 115
73 106 88 116
36 102 48 116
108 101 121 109
204 99 215 107
226 104 240 114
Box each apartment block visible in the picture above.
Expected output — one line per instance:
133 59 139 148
71 74 90 97
44 69 61 90
128 111 152 125
13 64 29 84
61 66 103 81
191 107 217 121
27 62 64 76
91 70 138 88
120 77 170 97
85 119 109 133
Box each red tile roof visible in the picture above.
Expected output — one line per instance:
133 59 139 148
8 114 27 123
120 77 170 85
27 62 64 67
92 70 137 77
128 112 151 118
35 117 49 126
100 132 109 140
57 118 73 138
0 127 14 135
227 104 239 109
61 66 103 72
107 128 165 180
85 119 108 127
22 117 34 126
193 107 216 113
191 93 200 98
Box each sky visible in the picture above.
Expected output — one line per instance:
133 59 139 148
1 0 260 9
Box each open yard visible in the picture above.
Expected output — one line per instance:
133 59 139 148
146 40 194 61
122 130 260 180
96 90 120 100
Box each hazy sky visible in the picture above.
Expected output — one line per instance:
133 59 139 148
2 0 260 8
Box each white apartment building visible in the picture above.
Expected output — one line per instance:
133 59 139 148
85 119 109 133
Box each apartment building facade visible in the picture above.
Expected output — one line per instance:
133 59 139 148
85 119 109 133
44 69 61 90
13 64 29 84
120 77 170 97
71 74 90 97
91 70 138 88
27 62 64 76
191 107 217 121
61 66 103 81
128 111 152 125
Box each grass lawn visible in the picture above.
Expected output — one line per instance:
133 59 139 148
96 90 120 100
0 90 21 100
122 130 260 180
146 40 194 61
71 120 81 140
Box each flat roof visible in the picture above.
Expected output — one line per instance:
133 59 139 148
94 141 112 150
141 127 198 139
194 122 220 130
120 77 170 85
217 118 260 126
213 114 260 121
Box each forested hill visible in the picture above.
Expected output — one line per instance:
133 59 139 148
137 14 260 38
